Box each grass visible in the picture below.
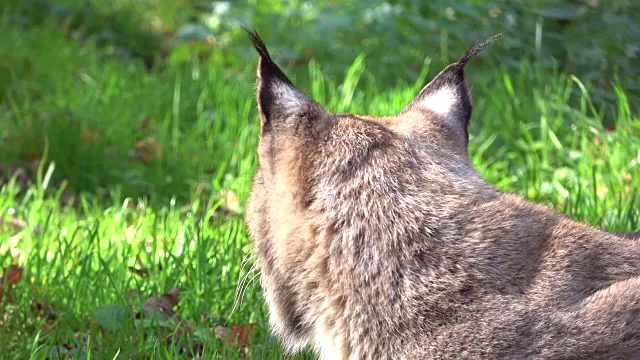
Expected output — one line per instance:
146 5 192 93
1 1 639 359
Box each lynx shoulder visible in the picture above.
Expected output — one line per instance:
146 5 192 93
244 30 640 359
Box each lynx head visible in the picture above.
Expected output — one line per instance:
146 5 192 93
244 29 500 355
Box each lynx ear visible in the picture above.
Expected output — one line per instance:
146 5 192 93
246 29 316 133
403 35 501 147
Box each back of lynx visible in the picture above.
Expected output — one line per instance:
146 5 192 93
244 30 640 360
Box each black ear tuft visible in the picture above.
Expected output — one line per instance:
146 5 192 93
455 33 502 69
403 34 501 149
245 28 314 133
244 28 294 87
245 28 272 63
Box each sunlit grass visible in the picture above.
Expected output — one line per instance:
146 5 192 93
0 5 638 359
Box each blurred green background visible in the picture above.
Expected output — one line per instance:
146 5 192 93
1 0 638 201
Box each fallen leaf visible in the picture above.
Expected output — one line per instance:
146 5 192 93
214 325 229 341
128 257 150 277
129 137 162 164
215 323 255 348
127 257 161 278
0 265 24 298
128 266 149 277
143 288 180 320
228 323 255 347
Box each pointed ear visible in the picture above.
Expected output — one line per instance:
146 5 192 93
246 29 317 133
403 35 501 148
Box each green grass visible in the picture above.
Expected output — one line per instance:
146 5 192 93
0 1 639 359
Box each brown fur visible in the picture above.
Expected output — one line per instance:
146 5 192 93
244 30 640 359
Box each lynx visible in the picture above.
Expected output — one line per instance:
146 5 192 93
244 30 640 359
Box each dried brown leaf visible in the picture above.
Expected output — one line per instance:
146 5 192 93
214 325 230 341
130 137 162 164
228 323 255 347
215 323 255 348
128 266 149 277
144 288 180 319
128 257 154 277
0 265 24 298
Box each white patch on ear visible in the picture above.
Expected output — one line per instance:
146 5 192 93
418 86 456 117
273 81 307 111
